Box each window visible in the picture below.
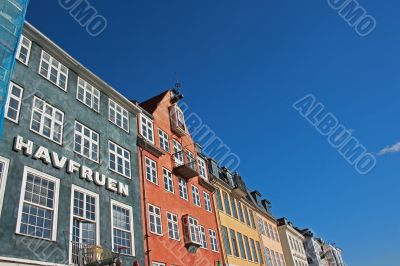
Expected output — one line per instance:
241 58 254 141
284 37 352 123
148 204 162 235
16 35 31 65
191 185 201 207
145 157 158 184
17 167 59 240
5 82 23 123
203 192 212 212
237 232 247 259
280 254 286 266
183 216 201 245
230 195 238 219
30 97 64 144
173 140 183 166
221 226 231 256
274 228 280 242
243 205 251 226
257 217 266 235
163 168 173 192
77 77 100 112
39 50 68 90
256 241 264 264
197 157 207 180
158 129 169 152
109 141 131 178
271 250 278 266
139 114 153 143
151 263 165 266
74 122 99 162
209 229 218 252
223 191 231 215
243 235 252 261
215 189 224 211
265 248 273 266
250 238 259 263
71 186 99 263
249 210 256 229
109 99 129 132
238 201 244 223
0 157 10 217
175 106 185 131
178 177 188 200
111 200 134 255
229 229 240 257
199 225 207 249
167 212 179 240
269 224 275 240
265 221 271 238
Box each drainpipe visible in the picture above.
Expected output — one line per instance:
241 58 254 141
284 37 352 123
139 147 151 266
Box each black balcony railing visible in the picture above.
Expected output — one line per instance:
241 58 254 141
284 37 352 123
172 150 199 179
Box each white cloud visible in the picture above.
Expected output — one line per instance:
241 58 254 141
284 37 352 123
378 142 400 156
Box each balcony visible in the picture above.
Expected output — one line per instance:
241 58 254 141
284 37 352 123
172 150 199 180
169 105 186 137
71 242 120 266
232 173 247 198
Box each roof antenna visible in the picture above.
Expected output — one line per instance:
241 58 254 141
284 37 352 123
171 72 184 103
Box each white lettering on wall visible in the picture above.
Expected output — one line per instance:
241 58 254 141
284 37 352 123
12 136 129 197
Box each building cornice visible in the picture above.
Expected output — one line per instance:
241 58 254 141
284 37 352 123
23 21 142 116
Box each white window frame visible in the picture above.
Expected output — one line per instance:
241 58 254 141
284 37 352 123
76 77 100 112
151 263 166 266
0 156 10 217
191 185 201 207
172 140 183 166
74 121 99 163
148 204 162 235
145 157 158 184
199 225 208 249
16 167 60 241
69 185 100 264
109 99 129 132
4 81 23 123
158 128 169 152
110 199 135 256
187 216 201 245
209 229 219 252
166 212 180 241
39 50 69 91
198 157 207 180
140 114 154 144
30 96 64 145
108 141 131 179
163 168 174 193
178 177 188 200
16 35 32 65
203 191 212 212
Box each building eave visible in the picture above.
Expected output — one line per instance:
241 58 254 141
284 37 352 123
23 21 142 116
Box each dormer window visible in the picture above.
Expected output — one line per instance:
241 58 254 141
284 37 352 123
169 105 186 136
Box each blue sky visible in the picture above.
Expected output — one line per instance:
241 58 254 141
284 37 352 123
27 1 399 265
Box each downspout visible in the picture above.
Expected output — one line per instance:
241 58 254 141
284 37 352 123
211 181 228 266
139 146 151 266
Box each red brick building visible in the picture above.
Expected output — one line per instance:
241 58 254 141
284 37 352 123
137 89 223 266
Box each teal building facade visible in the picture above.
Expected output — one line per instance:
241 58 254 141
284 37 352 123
0 22 145 266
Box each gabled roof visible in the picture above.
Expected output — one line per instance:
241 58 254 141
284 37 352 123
140 90 170 114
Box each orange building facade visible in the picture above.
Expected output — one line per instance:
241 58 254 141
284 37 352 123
136 89 223 266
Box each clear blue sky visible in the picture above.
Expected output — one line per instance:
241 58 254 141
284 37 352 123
27 1 399 265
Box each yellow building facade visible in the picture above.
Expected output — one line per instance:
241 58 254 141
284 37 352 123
255 212 286 266
209 163 265 266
